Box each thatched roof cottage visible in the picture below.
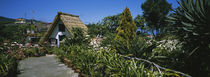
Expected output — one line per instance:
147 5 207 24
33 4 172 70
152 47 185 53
39 12 88 46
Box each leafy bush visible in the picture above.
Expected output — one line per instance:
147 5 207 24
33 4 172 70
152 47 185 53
168 0 210 76
0 46 18 77
115 36 149 56
100 32 116 47
86 23 107 38
0 53 17 77
151 38 186 69
169 0 210 52
23 48 36 57
53 44 182 77
22 47 47 57
62 27 89 46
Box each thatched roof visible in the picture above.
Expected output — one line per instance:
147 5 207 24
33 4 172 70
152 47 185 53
39 12 88 44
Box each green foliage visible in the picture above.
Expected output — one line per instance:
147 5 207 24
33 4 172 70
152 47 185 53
141 0 171 35
30 24 36 30
22 47 46 57
72 27 85 41
0 16 15 23
169 0 210 51
151 38 186 66
101 32 116 47
102 13 122 31
0 46 18 77
53 45 174 77
168 0 210 76
50 25 187 77
63 27 88 46
115 7 137 49
0 24 28 43
0 53 17 77
115 36 149 57
86 23 107 37
87 13 122 35
134 14 146 33
114 34 191 76
23 48 35 57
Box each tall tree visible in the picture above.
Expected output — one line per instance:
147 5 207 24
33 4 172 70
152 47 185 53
102 13 122 31
134 14 145 33
115 7 137 50
141 0 171 35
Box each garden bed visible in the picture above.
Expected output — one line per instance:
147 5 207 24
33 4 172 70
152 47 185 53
52 45 187 77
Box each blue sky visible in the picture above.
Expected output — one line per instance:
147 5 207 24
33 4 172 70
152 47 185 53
0 0 179 24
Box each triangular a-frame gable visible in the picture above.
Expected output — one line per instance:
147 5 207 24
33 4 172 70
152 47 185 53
39 12 87 44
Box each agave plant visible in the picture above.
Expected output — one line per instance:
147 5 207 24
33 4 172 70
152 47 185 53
169 0 210 50
168 0 210 76
169 0 210 51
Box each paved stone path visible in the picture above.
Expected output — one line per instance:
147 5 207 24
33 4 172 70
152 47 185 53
17 55 78 77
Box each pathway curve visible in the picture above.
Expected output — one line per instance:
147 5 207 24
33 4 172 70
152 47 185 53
17 55 78 77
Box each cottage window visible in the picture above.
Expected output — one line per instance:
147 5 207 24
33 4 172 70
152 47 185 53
59 24 65 32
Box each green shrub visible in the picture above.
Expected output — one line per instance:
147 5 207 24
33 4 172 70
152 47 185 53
151 38 186 68
0 48 18 77
101 32 116 47
23 48 36 57
53 45 180 77
115 36 149 56
23 47 47 57
168 0 210 76
87 23 107 38
62 27 89 46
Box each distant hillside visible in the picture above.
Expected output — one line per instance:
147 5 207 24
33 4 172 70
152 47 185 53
0 16 16 22
0 16 46 24
0 16 16 24
25 19 45 24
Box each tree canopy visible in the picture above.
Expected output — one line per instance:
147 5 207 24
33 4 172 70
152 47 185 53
134 14 146 33
102 13 121 31
141 0 171 35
